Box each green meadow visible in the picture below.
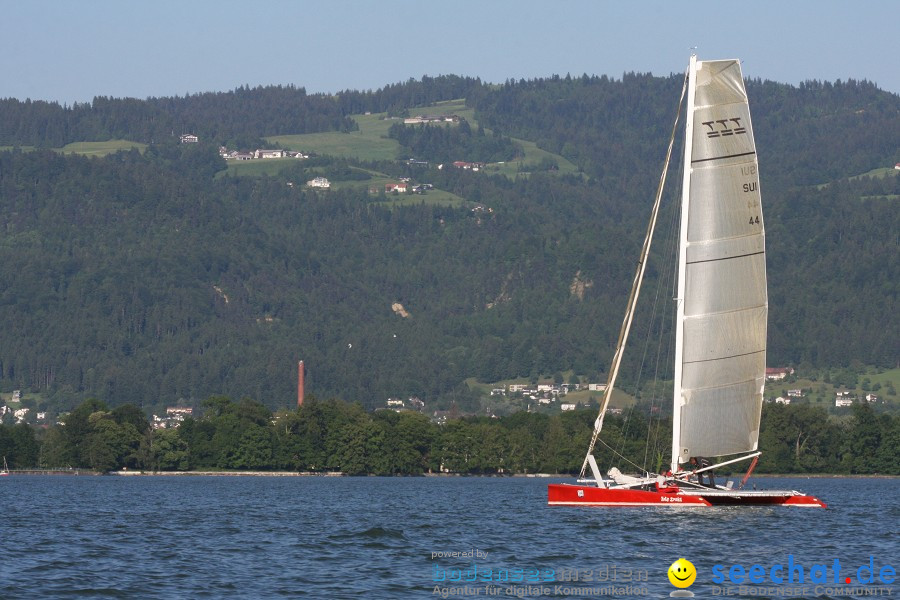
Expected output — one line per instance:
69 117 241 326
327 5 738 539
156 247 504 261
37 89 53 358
267 111 401 162
267 100 578 178
225 98 578 206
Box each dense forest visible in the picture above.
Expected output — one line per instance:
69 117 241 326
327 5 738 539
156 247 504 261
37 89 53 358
0 74 897 418
0 85 355 149
0 75 484 149
1 398 897 476
388 119 521 163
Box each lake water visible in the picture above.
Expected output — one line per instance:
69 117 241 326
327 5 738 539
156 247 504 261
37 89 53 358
1 476 897 599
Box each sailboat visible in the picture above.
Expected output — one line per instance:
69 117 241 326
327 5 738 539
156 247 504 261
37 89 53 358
548 55 825 508
1 456 9 476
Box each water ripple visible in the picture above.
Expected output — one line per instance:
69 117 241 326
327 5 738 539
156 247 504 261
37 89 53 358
0 475 896 598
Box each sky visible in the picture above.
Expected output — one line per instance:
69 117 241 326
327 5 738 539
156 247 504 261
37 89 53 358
2 1 898 104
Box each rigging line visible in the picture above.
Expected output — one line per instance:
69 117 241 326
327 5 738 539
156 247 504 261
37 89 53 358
642 190 680 472
655 204 680 460
643 169 680 470
612 253 669 471
580 67 690 479
597 436 646 475
624 192 674 472
646 127 686 471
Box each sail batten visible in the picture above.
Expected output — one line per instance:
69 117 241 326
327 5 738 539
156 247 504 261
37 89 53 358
691 151 756 164
672 58 766 469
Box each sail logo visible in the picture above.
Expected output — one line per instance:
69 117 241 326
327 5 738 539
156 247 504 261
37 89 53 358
702 118 747 138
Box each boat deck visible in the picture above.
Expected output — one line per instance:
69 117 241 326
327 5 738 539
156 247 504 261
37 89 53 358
683 489 794 498
683 488 824 506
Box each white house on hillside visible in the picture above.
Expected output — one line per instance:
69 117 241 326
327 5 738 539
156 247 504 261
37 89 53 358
255 149 285 159
307 177 331 189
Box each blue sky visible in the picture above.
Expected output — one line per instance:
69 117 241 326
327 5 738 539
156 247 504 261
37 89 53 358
2 0 897 103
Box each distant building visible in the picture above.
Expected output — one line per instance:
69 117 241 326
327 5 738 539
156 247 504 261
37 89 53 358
385 182 408 193
775 397 790 405
307 177 331 189
403 115 460 125
787 389 804 398
180 134 198 143
560 403 576 411
254 149 285 159
451 161 485 171
835 398 854 408
765 367 794 381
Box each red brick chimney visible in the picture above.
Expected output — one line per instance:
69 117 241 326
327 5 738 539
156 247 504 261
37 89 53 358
297 360 305 407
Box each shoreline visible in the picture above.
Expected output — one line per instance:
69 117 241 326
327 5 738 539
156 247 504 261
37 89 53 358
109 470 347 477
8 469 896 478
96 471 900 478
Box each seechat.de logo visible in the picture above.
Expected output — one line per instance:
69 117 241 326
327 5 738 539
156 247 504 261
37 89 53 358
711 555 895 586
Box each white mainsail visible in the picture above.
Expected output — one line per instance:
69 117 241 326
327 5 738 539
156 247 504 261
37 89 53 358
671 57 766 471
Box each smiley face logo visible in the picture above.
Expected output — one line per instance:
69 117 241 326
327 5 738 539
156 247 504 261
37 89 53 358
668 558 696 588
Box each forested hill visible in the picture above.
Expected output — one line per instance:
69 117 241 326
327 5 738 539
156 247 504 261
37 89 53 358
0 86 356 148
0 74 897 415
0 76 483 149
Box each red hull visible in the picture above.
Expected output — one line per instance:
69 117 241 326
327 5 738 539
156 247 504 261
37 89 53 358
548 483 826 508
548 483 710 507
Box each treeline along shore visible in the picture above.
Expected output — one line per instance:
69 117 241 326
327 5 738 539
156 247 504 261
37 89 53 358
1 396 897 476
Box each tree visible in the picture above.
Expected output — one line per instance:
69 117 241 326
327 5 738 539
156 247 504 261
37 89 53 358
82 414 141 471
841 403 883 474
0 423 40 468
142 428 189 471
758 404 838 473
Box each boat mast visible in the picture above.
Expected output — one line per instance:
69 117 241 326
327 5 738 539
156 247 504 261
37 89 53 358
670 54 697 474
579 66 689 480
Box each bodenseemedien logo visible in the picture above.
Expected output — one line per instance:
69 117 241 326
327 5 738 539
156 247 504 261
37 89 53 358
668 558 696 597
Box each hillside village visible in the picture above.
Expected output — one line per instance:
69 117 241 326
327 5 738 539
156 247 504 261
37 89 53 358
181 133 310 162
181 111 493 195
372 365 896 422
